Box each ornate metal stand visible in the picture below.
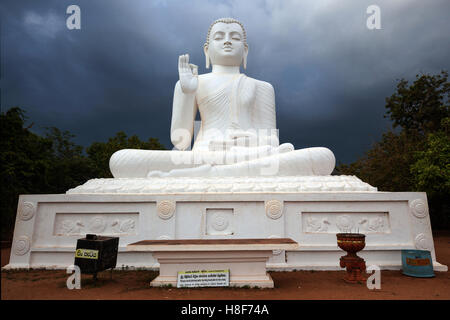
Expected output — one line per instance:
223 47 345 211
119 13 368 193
337 233 367 283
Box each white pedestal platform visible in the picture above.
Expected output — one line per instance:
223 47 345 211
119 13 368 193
127 238 299 288
151 251 275 288
4 176 447 272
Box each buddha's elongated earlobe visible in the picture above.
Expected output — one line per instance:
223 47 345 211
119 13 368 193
206 54 210 69
243 45 249 69
203 45 210 69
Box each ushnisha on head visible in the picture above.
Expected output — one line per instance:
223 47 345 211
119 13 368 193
204 18 249 69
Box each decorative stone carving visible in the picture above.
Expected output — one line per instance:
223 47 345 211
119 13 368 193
157 200 176 220
13 236 30 256
414 233 432 250
89 216 107 233
206 209 234 235
265 200 283 219
336 215 354 232
367 217 384 232
305 217 331 232
19 201 36 221
302 213 389 234
6 193 447 272
111 219 135 233
111 220 120 233
212 213 229 231
358 217 385 232
120 219 135 233
56 214 137 236
61 220 84 234
158 235 172 240
409 199 428 219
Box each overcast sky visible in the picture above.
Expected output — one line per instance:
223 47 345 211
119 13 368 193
1 0 449 164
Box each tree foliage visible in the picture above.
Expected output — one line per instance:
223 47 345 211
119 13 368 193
0 107 165 240
385 71 449 135
338 71 450 229
2 108 48 239
338 130 423 192
87 131 165 178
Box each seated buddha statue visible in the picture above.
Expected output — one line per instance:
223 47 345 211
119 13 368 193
109 18 335 178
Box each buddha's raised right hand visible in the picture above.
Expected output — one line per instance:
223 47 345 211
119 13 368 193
178 54 198 94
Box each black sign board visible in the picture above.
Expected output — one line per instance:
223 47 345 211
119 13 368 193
74 234 119 279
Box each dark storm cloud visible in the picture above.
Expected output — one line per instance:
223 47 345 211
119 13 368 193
1 0 450 164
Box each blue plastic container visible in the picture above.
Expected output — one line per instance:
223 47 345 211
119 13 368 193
401 249 434 278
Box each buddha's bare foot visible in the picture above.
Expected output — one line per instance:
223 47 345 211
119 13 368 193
277 143 294 153
147 170 167 178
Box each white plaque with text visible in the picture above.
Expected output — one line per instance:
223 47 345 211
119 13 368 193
177 270 230 288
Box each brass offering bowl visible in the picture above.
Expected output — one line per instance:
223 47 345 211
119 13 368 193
336 233 367 284
336 233 366 254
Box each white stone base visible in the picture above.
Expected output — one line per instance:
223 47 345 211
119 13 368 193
149 251 276 288
4 189 448 272
67 175 377 194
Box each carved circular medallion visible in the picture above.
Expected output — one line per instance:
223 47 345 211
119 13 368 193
265 200 283 220
89 217 106 233
336 215 354 233
212 214 229 231
19 202 36 221
414 233 432 250
14 236 31 256
157 200 176 220
409 199 428 219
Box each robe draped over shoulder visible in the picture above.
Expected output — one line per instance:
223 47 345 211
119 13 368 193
193 74 277 151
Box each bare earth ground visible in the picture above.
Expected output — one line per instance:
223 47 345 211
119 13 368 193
1 233 449 300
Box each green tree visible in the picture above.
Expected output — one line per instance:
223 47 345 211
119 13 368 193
410 118 450 228
86 131 166 178
44 127 97 193
411 121 450 197
338 71 450 229
1 108 53 239
1 107 166 240
385 71 449 135
338 130 423 192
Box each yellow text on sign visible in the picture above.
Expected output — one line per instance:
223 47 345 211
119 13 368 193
406 258 430 266
75 249 99 260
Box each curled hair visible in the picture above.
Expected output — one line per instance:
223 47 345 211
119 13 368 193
205 18 247 48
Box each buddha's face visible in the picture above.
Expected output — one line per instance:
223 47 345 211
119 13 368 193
206 22 248 67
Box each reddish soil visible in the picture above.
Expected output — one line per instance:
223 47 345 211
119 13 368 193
1 233 449 300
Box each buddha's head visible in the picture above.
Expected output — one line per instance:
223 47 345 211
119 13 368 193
204 18 248 69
